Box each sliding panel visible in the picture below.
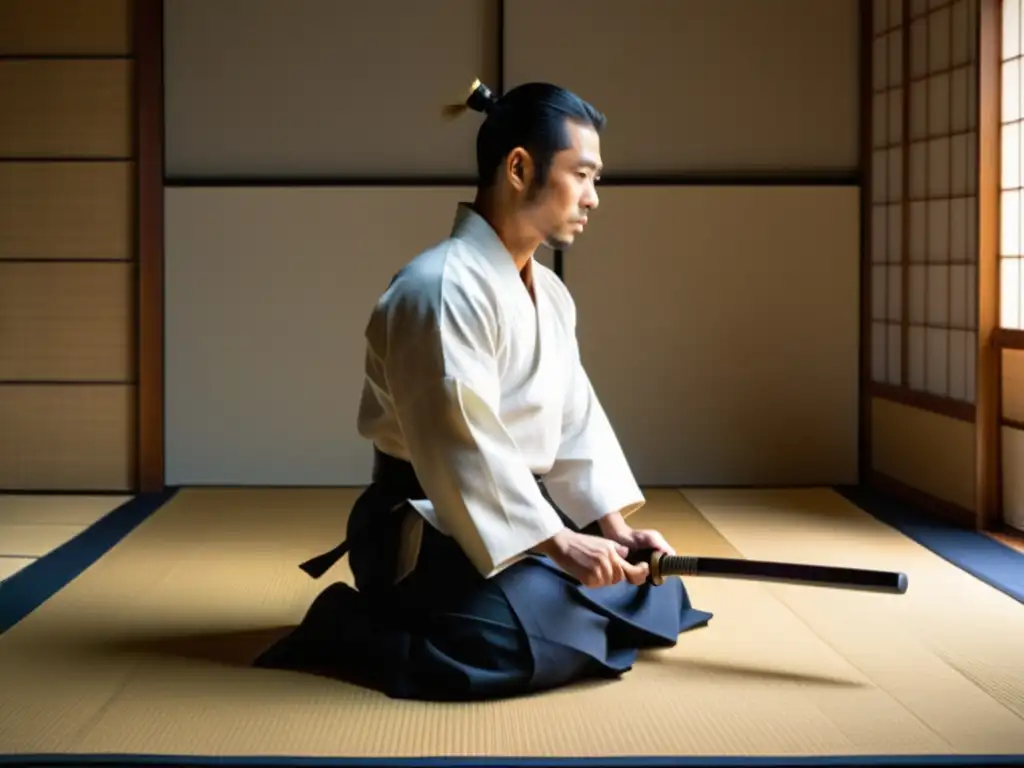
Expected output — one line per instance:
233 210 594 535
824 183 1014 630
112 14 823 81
164 186 478 485
504 0 860 174
560 185 860 486
871 0 906 386
164 0 497 179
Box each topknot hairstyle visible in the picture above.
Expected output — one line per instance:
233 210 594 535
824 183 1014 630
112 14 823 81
444 78 605 190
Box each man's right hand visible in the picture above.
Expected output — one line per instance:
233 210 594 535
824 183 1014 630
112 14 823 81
534 528 650 588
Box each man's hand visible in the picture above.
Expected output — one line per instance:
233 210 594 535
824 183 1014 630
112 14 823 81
609 527 677 556
598 512 676 556
534 529 650 587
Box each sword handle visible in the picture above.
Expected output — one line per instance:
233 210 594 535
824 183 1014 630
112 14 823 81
625 547 669 586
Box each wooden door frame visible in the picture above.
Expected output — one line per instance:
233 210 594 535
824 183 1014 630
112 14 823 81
134 0 165 492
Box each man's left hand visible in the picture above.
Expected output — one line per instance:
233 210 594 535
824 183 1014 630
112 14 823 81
615 527 676 556
599 518 676 556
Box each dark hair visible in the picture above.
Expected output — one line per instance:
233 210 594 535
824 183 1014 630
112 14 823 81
463 80 605 190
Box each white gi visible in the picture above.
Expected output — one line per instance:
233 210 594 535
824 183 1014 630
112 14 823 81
356 203 645 580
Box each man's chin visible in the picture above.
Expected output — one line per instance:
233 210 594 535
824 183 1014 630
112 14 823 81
543 234 576 251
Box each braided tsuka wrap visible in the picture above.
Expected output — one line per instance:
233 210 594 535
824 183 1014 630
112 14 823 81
658 555 699 575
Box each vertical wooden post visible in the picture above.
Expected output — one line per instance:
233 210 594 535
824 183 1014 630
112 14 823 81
134 0 165 492
976 0 1002 529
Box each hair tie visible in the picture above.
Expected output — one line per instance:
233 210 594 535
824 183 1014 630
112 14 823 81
441 78 498 120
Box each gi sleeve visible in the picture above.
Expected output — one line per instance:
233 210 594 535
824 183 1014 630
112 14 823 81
381 275 566 578
541 321 645 531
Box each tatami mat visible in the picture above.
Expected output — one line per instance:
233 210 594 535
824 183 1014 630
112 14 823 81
0 557 34 582
680 488 1024 752
0 494 131 581
0 487 1022 765
0 494 131 527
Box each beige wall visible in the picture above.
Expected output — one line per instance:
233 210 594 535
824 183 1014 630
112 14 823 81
0 0 136 491
163 0 860 179
867 0 984 520
160 0 862 487
164 185 860 486
564 186 860 487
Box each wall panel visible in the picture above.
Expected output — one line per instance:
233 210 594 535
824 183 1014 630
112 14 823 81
1005 348 1024 422
0 162 133 261
0 60 132 158
1004 425 1024 530
562 186 861 486
0 0 136 492
163 0 497 179
0 384 135 490
165 185 860 487
504 0 860 174
0 0 131 55
1003 349 1024 530
0 262 134 382
164 187 480 486
871 396 976 511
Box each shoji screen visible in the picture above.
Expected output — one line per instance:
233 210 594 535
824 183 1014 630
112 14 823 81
870 0 906 387
906 0 978 402
868 0 981 515
872 0 978 401
1002 0 1023 331
1000 0 1024 531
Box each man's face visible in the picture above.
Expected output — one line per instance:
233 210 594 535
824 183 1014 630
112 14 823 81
519 120 602 251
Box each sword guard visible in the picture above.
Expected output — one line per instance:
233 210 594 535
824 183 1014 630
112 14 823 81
625 547 666 586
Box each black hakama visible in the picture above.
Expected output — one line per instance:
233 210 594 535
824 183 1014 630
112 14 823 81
254 450 712 700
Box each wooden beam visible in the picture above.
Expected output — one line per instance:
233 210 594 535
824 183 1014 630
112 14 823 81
134 0 165 492
997 327 1024 348
859 0 874 484
976 0 1002 531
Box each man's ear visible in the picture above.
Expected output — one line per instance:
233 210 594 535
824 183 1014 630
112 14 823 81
505 148 533 192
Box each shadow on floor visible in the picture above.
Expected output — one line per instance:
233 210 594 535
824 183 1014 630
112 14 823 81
638 651 868 688
100 625 295 667
93 626 867 690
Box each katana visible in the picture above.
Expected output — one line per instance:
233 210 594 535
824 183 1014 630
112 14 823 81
626 548 909 594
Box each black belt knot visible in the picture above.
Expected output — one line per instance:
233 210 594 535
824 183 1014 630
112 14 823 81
298 448 542 580
297 449 424 579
